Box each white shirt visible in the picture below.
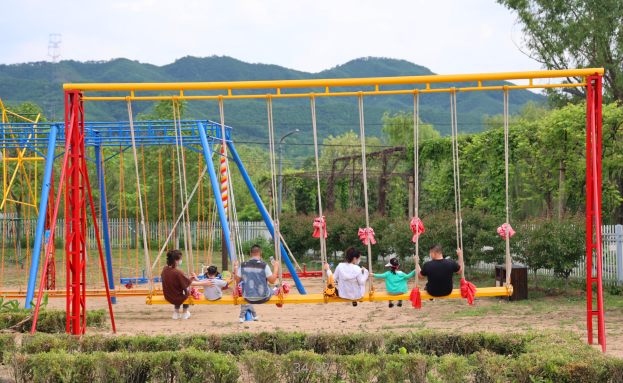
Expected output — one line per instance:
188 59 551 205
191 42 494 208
202 279 229 301
327 262 369 300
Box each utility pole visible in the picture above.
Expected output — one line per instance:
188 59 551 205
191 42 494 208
278 129 299 216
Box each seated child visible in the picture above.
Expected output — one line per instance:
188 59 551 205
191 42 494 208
372 258 416 308
202 266 231 301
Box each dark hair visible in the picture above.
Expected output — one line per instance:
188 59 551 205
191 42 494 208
344 247 362 263
166 249 182 267
250 244 262 255
206 265 219 278
430 244 443 255
388 258 399 274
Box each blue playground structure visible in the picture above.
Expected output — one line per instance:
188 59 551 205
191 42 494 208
0 120 306 308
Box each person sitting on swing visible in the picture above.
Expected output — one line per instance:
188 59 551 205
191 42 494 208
323 247 369 307
417 244 463 299
162 249 215 320
233 244 280 307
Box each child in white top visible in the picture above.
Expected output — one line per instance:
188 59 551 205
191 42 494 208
202 266 231 301
324 247 369 306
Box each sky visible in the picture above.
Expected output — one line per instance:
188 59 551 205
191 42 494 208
1 0 543 82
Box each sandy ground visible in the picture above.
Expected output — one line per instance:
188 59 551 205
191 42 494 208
26 277 623 358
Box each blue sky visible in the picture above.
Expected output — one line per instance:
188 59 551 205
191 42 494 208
1 0 543 82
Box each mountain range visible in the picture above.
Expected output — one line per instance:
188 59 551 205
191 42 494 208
0 56 544 158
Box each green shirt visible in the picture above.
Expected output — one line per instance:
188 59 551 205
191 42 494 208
372 270 416 294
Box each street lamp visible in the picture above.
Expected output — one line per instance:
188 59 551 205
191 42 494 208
278 129 300 216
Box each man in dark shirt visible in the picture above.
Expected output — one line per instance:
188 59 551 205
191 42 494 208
417 244 463 297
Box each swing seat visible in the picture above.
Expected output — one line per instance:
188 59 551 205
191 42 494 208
145 286 512 305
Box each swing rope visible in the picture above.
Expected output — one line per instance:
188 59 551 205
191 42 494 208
125 99 153 293
171 99 192 275
150 165 210 273
503 87 512 287
357 93 374 295
414 91 420 290
310 95 328 286
450 89 464 274
266 96 283 289
217 97 237 265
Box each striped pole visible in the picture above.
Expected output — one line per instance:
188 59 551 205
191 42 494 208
220 144 228 218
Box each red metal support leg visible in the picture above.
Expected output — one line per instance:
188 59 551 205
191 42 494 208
45 167 56 290
65 90 87 335
586 74 605 352
31 91 115 335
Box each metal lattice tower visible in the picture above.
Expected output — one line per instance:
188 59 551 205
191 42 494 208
46 34 62 120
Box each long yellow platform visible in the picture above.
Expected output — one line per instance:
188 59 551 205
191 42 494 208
145 286 512 305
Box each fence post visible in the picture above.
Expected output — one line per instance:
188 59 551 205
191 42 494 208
616 224 623 286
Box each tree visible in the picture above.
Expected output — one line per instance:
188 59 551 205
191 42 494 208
548 213 586 291
498 0 623 105
136 98 188 121
319 131 382 169
382 111 440 145
512 218 552 289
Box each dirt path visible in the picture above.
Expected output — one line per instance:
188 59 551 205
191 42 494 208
31 278 623 357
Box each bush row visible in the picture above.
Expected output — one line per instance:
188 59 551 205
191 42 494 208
0 309 106 334
4 348 623 383
7 330 527 357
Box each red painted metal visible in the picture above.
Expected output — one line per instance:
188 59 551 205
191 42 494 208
281 264 323 278
31 90 115 335
45 167 56 290
586 74 605 352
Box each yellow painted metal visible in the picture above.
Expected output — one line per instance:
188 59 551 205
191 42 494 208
1 157 45 162
65 68 603 93
82 82 588 101
0 98 42 213
145 286 513 305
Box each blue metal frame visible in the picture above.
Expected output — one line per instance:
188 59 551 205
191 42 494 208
24 124 58 308
0 120 230 149
11 119 305 302
95 136 117 304
228 143 306 295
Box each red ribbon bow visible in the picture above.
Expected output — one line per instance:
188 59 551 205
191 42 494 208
358 228 376 245
275 282 291 308
232 283 242 298
189 287 202 300
312 217 328 238
124 283 133 290
497 223 516 240
460 278 477 306
409 287 422 309
410 217 425 242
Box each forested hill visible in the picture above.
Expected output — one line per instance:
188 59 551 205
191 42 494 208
0 56 543 156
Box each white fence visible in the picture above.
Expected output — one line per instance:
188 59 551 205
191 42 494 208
471 224 623 284
0 218 271 249
2 217 622 285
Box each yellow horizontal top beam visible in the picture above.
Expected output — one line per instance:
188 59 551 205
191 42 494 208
65 68 603 93
146 286 512 305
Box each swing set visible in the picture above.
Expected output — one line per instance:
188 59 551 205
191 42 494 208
10 68 605 351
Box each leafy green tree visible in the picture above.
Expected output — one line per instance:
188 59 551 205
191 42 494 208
319 131 382 169
136 98 188 121
512 218 552 289
498 0 623 105
548 213 586 291
382 111 439 145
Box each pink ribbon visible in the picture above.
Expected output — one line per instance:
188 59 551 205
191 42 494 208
189 287 202 300
275 282 291 308
358 227 376 245
497 223 516 240
232 284 242 298
410 217 425 242
312 216 328 238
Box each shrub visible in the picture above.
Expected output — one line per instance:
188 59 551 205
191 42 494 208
240 350 280 383
0 309 106 333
